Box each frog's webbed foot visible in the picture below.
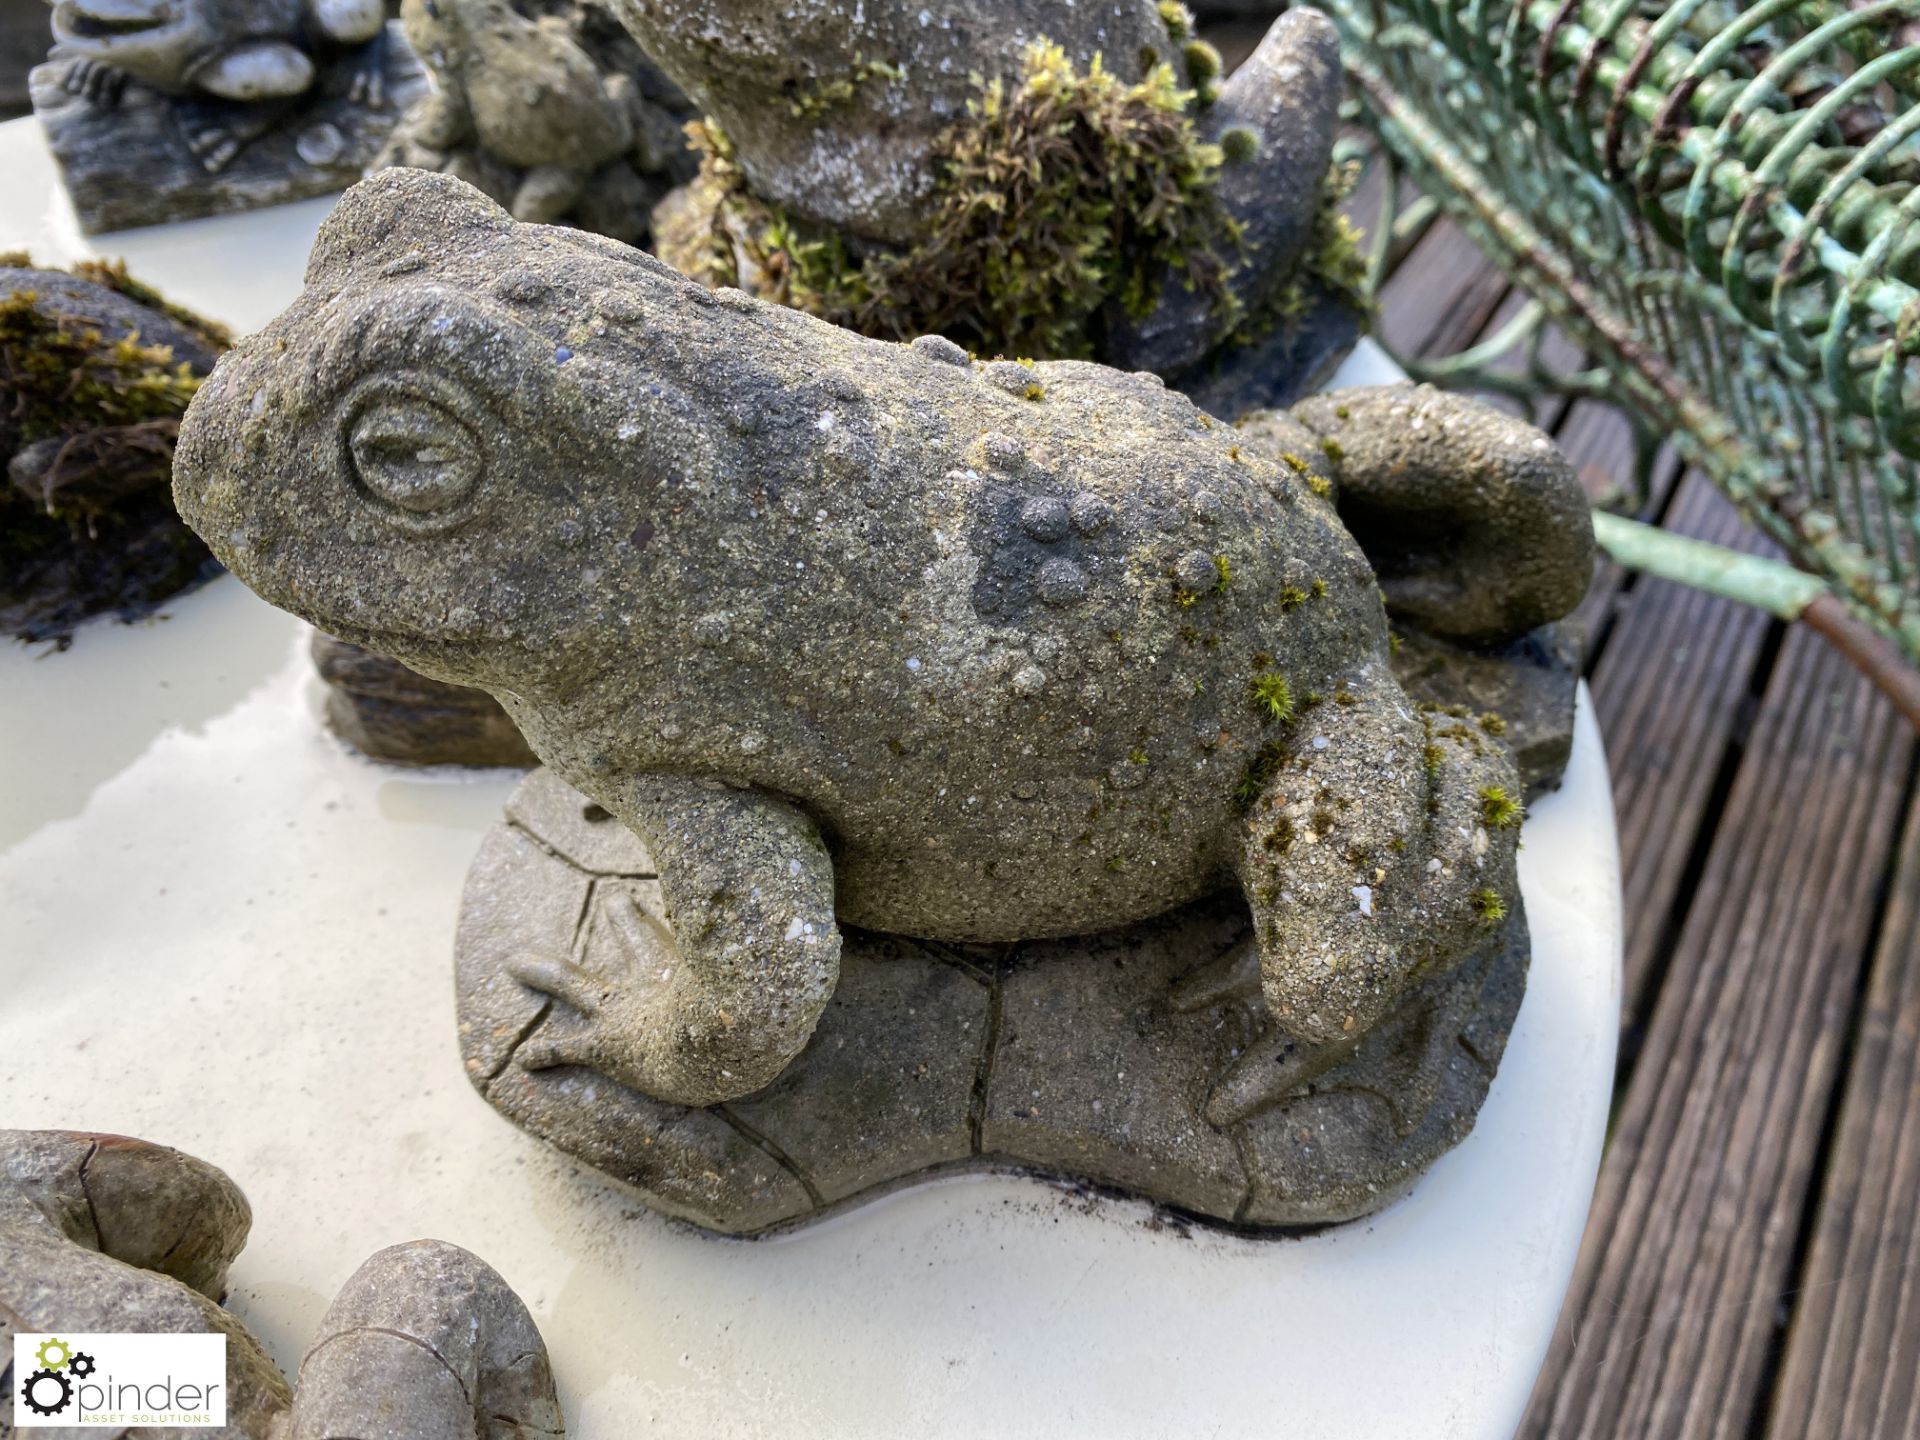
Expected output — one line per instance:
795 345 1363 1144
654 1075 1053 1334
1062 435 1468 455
182 119 245 173
338 21 389 110
1290 384 1595 644
175 88 298 171
1218 666 1524 1125
508 776 841 1108
62 57 128 109
508 891 670 1069
1171 940 1362 1127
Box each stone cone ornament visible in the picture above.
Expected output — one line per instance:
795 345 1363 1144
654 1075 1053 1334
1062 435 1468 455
171 168 1593 1234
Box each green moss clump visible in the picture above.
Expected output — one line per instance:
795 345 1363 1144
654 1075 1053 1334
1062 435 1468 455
1249 671 1294 723
688 40 1242 359
1235 737 1290 812
69 259 231 356
1479 786 1525 830
1182 40 1222 84
1219 125 1258 164
1232 156 1374 350
0 266 226 643
787 54 905 118
0 291 203 457
1471 888 1508 926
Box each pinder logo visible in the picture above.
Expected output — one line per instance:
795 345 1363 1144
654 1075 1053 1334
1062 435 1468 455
11 1333 227 1428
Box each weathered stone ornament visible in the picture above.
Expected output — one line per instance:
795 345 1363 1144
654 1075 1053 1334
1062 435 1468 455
628 0 1369 411
29 0 428 234
313 631 537 767
1 257 229 645
0 1130 564 1436
173 169 1593 1232
376 0 696 247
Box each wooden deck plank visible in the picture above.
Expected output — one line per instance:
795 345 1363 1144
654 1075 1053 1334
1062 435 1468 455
1356 122 1920 1440
1766 779 1920 1438
1588 475 1781 1022
1519 627 1915 1440
1375 216 1512 360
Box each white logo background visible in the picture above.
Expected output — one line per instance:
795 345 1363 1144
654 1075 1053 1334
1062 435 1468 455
12 1333 227 1428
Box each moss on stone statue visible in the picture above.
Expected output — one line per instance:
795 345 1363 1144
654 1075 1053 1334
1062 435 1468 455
1229 154 1372 352
0 256 226 645
676 39 1247 359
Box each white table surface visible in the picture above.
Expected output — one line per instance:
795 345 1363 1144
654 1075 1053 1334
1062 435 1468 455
0 115 1622 1439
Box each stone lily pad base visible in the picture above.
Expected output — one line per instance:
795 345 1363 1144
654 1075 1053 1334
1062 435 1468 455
456 769 1528 1236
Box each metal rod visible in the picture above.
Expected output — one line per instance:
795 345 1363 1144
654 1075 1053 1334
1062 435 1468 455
1591 511 1827 618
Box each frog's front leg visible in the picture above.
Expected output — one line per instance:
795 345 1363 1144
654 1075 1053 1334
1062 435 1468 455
1187 666 1524 1126
508 775 841 1108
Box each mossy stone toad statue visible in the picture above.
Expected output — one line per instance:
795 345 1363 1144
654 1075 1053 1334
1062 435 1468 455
174 170 1593 1231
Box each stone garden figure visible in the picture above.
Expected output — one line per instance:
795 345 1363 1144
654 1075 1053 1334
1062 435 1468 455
30 0 427 231
630 0 1369 413
378 0 696 246
172 170 1593 1232
0 1129 564 1436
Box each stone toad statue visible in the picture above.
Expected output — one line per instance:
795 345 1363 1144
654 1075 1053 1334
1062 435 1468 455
176 169 1589 1137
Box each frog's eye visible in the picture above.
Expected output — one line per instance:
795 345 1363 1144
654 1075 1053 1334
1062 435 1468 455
347 398 481 516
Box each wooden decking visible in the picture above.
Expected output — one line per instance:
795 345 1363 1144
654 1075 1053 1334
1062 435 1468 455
1356 178 1920 1438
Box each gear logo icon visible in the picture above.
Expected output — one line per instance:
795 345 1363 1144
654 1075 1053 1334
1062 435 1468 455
33 1337 72 1371
68 1351 97 1379
21 1367 74 1416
